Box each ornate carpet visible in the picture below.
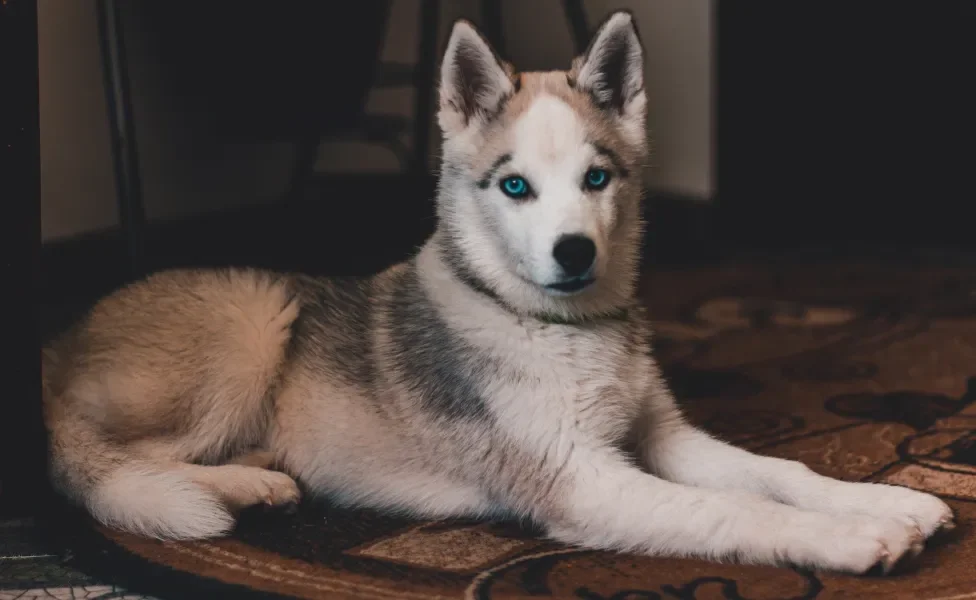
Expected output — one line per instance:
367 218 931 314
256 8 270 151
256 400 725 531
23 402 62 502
12 262 976 599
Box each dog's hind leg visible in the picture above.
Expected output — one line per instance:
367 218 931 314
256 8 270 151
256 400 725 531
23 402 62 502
43 268 304 539
226 449 277 469
126 440 300 513
49 425 301 539
174 463 301 513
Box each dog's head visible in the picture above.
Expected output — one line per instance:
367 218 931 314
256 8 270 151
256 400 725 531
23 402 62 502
434 11 648 319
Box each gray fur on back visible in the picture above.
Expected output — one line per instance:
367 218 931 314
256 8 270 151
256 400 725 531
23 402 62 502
288 275 375 387
384 265 500 421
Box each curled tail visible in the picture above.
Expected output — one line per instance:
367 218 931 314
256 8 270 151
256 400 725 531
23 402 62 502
44 342 233 540
87 467 234 539
46 414 234 540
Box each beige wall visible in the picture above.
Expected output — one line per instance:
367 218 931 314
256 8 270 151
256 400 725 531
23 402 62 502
40 0 712 242
38 0 117 242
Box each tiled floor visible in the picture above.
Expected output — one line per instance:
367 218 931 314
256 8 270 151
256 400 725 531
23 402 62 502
0 519 159 600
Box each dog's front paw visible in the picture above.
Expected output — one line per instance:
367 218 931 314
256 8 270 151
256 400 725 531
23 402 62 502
829 482 955 539
871 485 955 538
798 515 924 575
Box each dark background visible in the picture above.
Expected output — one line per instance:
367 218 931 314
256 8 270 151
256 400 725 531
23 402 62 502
3 0 975 519
716 2 976 252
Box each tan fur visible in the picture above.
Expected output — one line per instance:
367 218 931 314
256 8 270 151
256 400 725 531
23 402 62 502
472 72 643 176
46 269 296 452
44 269 301 534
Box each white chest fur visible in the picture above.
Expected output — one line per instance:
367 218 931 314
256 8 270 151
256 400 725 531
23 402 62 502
460 309 649 449
416 245 651 449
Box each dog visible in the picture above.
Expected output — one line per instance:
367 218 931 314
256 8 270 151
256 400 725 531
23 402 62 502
42 12 954 574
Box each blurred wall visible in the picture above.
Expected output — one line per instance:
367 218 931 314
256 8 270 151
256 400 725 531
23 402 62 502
40 0 712 242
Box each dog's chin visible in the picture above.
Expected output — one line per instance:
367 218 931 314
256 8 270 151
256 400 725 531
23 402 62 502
542 277 597 297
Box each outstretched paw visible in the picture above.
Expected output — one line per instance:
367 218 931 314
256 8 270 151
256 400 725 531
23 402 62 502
807 516 924 575
859 484 954 540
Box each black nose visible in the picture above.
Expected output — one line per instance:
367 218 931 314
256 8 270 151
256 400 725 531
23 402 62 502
552 234 596 277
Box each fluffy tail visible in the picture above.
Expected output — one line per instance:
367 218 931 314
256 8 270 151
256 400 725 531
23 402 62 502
45 400 234 540
82 463 234 540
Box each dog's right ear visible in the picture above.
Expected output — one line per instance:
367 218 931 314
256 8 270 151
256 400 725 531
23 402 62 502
438 20 516 136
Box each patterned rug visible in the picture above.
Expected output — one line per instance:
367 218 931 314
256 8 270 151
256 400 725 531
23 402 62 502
22 262 976 599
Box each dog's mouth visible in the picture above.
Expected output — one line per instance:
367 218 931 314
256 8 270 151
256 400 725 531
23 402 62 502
545 277 596 295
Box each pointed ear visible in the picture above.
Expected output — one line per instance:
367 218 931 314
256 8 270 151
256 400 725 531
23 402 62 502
571 11 646 122
438 20 516 135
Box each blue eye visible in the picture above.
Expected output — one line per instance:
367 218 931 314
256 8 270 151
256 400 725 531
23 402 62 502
500 176 530 199
585 168 610 190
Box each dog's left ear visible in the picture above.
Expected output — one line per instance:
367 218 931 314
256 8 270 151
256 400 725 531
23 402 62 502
571 11 646 135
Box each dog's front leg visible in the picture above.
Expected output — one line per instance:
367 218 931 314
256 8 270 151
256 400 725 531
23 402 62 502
638 389 955 541
512 445 922 573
